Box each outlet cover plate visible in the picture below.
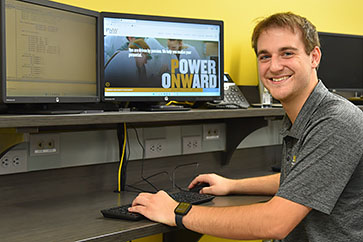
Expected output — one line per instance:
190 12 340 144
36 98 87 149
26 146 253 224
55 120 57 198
203 124 222 140
182 136 202 154
0 149 27 175
144 139 167 158
29 134 60 156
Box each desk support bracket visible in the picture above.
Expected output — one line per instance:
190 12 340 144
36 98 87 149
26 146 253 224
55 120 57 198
222 117 268 166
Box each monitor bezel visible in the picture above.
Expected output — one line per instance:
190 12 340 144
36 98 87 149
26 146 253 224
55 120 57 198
0 0 101 104
100 12 224 103
318 31 363 92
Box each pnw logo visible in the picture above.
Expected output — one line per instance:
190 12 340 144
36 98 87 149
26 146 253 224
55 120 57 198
161 59 217 88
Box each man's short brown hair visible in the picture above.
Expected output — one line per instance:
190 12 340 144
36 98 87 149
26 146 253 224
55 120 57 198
251 12 320 55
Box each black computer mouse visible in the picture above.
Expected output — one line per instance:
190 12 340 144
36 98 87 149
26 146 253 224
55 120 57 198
189 182 209 193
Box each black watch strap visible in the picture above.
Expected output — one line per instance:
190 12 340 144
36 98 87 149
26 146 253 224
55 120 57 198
175 213 186 229
174 202 192 229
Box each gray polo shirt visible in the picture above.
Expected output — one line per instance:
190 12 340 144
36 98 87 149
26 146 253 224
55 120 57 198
275 81 363 241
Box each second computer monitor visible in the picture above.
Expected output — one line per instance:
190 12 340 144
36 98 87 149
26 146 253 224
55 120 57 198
101 12 224 103
1 0 100 105
318 32 363 92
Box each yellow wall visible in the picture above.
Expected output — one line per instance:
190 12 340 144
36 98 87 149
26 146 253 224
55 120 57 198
134 234 162 242
54 0 363 86
199 235 261 242
55 0 363 86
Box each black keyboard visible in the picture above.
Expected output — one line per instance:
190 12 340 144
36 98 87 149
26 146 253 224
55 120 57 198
169 190 215 204
101 191 215 221
101 204 144 221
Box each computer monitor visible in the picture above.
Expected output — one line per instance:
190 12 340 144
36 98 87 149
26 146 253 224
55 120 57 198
318 32 363 92
101 12 224 103
0 0 100 108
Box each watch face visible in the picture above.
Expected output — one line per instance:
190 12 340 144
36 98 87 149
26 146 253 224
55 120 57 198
175 202 192 215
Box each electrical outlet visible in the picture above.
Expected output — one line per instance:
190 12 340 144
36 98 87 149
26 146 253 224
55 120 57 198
0 149 27 175
1 156 10 169
182 136 202 154
29 133 60 156
144 139 167 158
203 124 222 140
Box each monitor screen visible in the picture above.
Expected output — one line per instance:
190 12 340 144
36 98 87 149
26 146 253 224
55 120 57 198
0 0 100 104
318 32 363 92
101 12 224 102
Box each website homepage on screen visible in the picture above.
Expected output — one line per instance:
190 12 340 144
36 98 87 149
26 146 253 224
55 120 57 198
103 17 221 98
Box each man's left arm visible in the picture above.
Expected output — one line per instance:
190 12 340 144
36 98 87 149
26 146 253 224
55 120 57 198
129 191 311 240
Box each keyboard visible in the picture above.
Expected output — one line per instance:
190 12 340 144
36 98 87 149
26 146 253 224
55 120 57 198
169 190 215 204
101 190 215 221
101 204 144 221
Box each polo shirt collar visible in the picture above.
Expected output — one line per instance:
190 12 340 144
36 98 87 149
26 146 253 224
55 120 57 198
280 80 329 139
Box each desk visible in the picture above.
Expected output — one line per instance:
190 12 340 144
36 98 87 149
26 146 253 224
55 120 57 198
0 189 271 242
0 108 285 128
0 108 281 241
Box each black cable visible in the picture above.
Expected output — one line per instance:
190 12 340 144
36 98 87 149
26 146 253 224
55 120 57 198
126 128 131 161
126 184 147 193
0 142 25 160
131 126 159 192
172 162 200 191
126 125 173 192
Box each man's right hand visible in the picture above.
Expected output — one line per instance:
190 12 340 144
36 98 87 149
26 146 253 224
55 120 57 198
188 173 235 196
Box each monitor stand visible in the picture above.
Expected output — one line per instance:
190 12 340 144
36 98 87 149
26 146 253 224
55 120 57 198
141 104 191 111
131 101 191 111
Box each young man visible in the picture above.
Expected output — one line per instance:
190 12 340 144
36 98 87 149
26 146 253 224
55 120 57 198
129 12 363 241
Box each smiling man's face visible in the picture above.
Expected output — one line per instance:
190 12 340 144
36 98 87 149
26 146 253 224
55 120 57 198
256 26 320 105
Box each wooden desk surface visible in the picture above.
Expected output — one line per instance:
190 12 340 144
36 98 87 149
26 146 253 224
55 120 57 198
0 190 271 242
0 108 285 128
0 106 360 129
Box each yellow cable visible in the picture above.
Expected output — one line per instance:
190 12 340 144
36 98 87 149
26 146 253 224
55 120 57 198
166 101 194 106
118 123 127 192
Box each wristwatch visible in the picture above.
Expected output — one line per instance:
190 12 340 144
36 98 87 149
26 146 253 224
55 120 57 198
174 202 192 229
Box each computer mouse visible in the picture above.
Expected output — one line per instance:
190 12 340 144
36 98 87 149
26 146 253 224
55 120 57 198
189 182 209 193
